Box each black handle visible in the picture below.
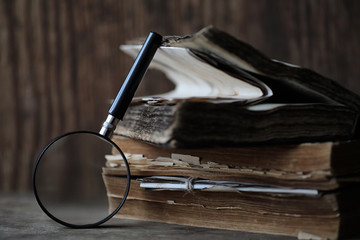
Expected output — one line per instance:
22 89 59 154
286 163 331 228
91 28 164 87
109 32 162 120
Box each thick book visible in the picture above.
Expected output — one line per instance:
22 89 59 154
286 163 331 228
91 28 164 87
109 136 360 190
103 27 360 239
103 177 360 240
115 26 360 147
102 136 360 239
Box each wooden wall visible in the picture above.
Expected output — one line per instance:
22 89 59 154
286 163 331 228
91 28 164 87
1 0 360 191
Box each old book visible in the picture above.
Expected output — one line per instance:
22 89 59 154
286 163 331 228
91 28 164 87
109 136 360 191
102 27 360 239
114 26 360 147
102 174 360 239
102 136 360 239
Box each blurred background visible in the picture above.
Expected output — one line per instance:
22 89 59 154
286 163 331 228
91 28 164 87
1 0 360 192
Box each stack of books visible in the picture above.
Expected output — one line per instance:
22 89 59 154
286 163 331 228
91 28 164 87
102 26 360 239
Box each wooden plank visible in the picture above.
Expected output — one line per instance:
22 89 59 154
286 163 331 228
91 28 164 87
1 0 360 191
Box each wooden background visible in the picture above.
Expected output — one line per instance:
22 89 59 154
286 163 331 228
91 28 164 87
1 0 360 191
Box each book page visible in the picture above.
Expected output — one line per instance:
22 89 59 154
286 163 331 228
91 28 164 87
139 176 319 196
121 45 272 103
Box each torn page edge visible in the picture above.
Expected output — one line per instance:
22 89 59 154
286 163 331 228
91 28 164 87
139 176 319 196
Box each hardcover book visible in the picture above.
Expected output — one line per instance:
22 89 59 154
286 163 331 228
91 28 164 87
115 26 360 147
102 27 360 239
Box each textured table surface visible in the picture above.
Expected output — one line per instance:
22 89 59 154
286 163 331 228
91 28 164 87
0 192 296 240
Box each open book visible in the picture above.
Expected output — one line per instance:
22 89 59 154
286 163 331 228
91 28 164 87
104 27 360 238
116 26 360 146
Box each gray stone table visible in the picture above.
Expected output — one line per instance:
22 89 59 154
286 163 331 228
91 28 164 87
0 192 297 240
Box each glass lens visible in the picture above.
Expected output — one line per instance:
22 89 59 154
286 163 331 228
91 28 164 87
33 131 130 228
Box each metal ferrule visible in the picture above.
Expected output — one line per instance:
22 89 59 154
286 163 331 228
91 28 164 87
99 114 120 139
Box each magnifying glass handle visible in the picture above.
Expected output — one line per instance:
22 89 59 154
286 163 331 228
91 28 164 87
100 32 163 138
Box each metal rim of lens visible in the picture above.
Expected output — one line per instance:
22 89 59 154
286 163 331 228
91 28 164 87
32 130 131 228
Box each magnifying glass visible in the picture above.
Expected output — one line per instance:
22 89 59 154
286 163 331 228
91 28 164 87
33 32 162 228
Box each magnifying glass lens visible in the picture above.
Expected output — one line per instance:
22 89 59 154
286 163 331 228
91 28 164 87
33 131 129 228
